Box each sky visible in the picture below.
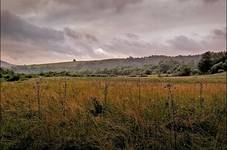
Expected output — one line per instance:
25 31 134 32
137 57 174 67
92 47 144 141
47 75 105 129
1 0 226 65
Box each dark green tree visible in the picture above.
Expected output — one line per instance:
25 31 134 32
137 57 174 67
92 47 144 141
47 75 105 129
198 52 212 73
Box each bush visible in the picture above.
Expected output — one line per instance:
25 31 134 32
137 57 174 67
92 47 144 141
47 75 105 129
7 74 20 81
143 69 152 75
191 69 200 75
0 68 33 82
178 65 192 76
210 62 224 74
218 69 224 73
223 60 227 71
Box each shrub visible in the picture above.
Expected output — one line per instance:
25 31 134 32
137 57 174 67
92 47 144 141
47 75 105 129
210 62 224 74
191 69 200 75
218 69 224 73
7 74 20 81
178 65 192 76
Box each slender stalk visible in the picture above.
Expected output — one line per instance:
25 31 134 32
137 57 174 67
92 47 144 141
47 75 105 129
137 75 141 111
123 78 128 111
199 82 204 110
36 77 41 119
167 84 177 150
213 113 222 150
27 94 32 120
0 86 2 123
60 78 67 145
62 78 67 117
225 70 227 139
0 84 2 145
103 81 109 106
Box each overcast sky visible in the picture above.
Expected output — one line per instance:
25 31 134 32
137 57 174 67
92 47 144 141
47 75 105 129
1 0 226 64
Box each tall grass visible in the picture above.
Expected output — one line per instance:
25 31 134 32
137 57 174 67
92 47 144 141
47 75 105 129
0 75 226 150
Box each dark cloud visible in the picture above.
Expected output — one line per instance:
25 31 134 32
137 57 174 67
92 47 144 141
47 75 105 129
212 28 226 39
1 10 64 42
1 10 75 64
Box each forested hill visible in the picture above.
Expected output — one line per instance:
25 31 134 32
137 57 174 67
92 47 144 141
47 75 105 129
8 55 201 74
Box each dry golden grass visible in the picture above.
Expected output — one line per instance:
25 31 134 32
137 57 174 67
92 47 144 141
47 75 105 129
0 74 226 149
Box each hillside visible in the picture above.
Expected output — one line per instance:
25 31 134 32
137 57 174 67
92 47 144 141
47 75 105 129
0 60 14 69
9 55 201 74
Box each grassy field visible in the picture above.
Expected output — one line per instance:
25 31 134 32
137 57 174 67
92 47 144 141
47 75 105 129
0 73 226 150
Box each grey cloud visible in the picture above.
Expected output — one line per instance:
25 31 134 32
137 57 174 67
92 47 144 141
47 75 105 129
1 10 64 42
168 36 202 51
64 28 99 42
203 0 220 3
1 39 79 65
0 10 107 63
1 0 48 15
33 0 144 27
55 0 143 12
212 28 226 39
202 28 226 50
179 0 220 3
0 10 78 63
102 37 153 56
125 33 140 40
167 28 226 52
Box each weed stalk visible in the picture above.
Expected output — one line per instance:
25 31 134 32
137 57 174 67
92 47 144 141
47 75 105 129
103 81 109 106
36 77 42 119
167 83 177 150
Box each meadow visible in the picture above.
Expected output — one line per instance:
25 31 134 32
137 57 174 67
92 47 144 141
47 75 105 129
0 73 226 150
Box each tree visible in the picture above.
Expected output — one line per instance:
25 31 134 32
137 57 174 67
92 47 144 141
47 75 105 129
159 63 170 73
198 52 212 73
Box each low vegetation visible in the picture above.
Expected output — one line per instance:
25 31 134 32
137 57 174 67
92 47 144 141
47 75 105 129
0 68 34 82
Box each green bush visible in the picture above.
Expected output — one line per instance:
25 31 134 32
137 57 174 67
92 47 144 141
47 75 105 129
210 62 224 74
7 74 20 81
0 68 34 82
177 65 192 76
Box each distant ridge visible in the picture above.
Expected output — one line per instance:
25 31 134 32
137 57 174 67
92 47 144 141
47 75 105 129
0 60 15 69
8 54 201 74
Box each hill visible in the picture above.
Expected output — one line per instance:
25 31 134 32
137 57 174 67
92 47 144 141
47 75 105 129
9 55 201 74
0 60 15 69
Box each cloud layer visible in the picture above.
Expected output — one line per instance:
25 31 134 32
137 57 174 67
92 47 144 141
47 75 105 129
1 0 226 64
